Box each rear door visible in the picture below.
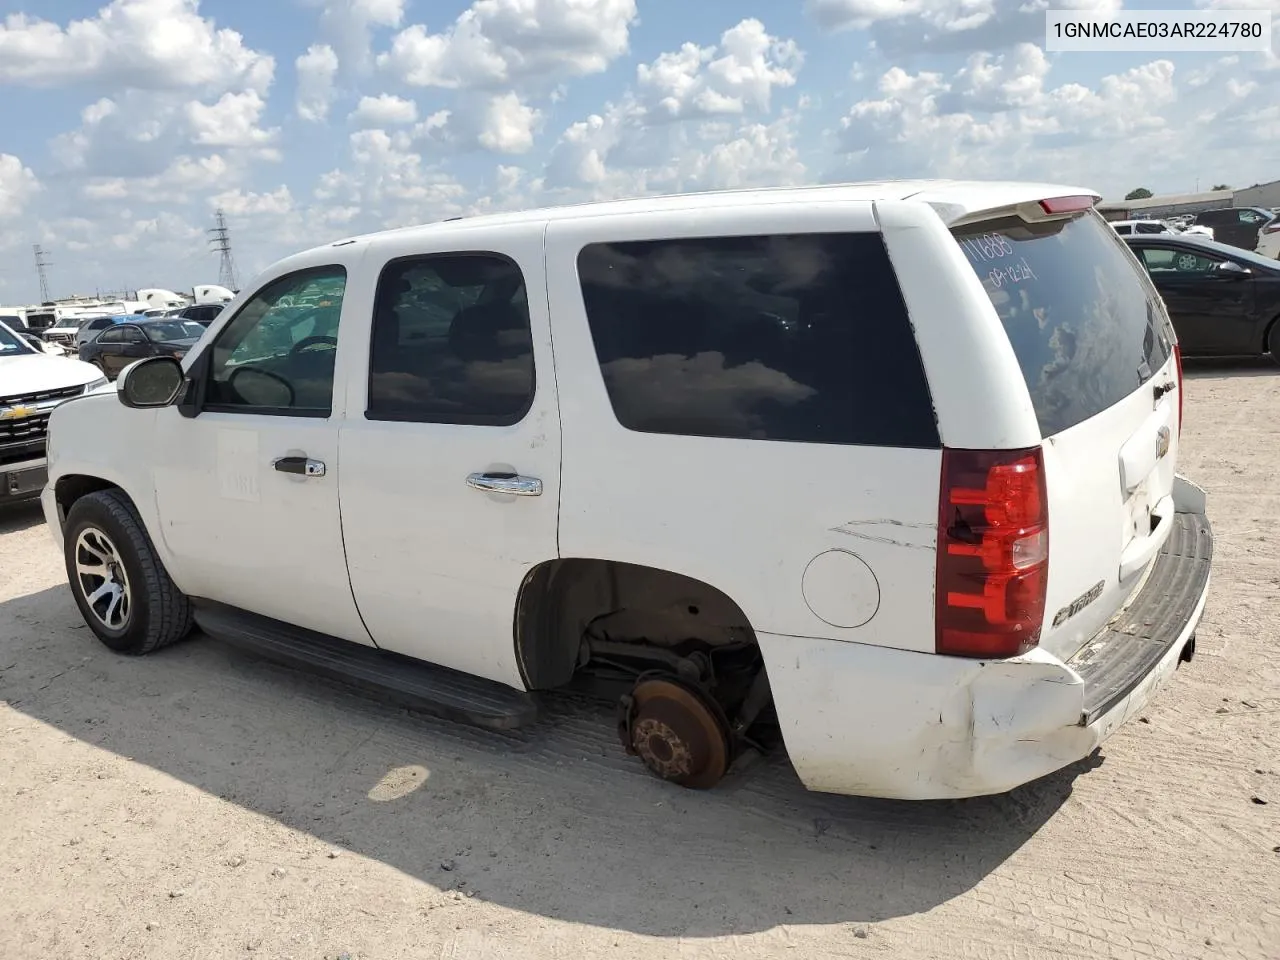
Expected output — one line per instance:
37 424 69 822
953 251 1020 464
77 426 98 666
337 224 560 689
91 326 125 372
951 209 1181 663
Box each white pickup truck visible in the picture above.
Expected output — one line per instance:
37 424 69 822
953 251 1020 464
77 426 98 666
1 321 106 503
41 181 1213 800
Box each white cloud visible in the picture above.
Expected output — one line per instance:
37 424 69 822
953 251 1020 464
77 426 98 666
832 46 1189 186
185 90 279 150
82 153 234 204
806 0 1122 53
350 93 419 127
314 0 406 69
296 44 340 122
478 93 542 153
314 129 469 229
210 186 294 217
0 154 40 220
544 100 807 198
542 19 806 195
637 18 801 120
379 0 638 89
411 92 542 154
0 0 275 92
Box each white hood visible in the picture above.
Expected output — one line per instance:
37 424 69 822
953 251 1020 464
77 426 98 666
0 352 104 398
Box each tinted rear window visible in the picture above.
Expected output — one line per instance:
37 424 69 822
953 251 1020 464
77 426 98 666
576 233 940 448
953 211 1172 437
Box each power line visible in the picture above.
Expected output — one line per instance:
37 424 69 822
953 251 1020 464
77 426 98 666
208 209 239 291
33 244 52 302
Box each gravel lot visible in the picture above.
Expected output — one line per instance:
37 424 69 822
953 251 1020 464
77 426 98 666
2 359 1278 960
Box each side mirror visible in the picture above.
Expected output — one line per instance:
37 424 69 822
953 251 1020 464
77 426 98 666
117 356 186 408
1215 260 1251 278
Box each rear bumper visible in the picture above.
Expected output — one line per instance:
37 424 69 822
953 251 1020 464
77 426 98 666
1070 508 1211 725
759 476 1213 800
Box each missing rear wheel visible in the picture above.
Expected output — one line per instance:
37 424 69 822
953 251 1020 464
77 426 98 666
620 678 731 790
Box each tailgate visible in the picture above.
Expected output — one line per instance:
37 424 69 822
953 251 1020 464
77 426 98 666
952 207 1181 663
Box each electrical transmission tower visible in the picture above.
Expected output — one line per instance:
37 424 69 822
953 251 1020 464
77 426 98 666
33 244 52 302
208 209 239 291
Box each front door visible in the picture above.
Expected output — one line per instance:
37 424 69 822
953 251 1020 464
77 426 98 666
1138 243 1255 355
150 255 374 646
337 224 561 688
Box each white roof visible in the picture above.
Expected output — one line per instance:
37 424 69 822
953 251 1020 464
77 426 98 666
321 179 1101 252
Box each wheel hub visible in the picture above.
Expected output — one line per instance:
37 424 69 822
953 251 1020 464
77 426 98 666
74 526 132 632
621 678 731 790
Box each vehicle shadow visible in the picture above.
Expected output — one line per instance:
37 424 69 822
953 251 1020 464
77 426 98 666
0 500 45 535
0 583 1097 938
1182 356 1277 379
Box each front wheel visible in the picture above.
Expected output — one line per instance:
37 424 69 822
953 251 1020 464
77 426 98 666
63 489 194 654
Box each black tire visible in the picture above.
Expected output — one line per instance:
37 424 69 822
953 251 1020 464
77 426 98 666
1268 320 1280 366
63 489 193 655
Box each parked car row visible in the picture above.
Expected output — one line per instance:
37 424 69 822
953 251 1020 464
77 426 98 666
1115 206 1280 258
77 318 205 378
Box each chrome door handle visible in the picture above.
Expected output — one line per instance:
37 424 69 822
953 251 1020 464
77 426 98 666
466 472 542 497
274 456 326 478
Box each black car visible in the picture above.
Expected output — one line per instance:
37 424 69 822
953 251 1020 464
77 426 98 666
78 319 205 379
173 303 227 327
1125 234 1280 362
1189 206 1274 251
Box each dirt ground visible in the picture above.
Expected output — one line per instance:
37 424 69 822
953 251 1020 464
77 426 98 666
1 360 1278 960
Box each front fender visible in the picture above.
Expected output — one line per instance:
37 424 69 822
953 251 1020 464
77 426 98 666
45 394 169 565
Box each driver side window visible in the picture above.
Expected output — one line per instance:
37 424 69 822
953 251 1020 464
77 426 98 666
205 266 347 416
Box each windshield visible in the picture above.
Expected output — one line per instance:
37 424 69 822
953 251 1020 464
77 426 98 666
0 322 35 355
142 320 204 342
953 210 1174 438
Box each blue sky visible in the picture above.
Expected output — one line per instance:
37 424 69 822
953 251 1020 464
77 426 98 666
0 0 1275 303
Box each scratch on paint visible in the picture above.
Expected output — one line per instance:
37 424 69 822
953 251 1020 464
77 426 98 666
830 518 936 550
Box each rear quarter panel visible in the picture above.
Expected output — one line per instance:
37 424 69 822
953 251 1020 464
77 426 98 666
545 202 945 654
874 200 1042 451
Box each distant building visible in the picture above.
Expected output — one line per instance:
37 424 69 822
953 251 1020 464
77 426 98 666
1098 180 1280 221
1096 189 1233 221
1232 179 1280 210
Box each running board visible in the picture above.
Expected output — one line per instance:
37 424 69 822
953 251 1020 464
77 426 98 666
191 600 538 731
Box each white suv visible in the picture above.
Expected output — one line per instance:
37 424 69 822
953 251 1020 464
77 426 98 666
41 181 1213 800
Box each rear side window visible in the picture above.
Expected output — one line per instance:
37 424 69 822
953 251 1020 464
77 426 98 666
576 233 940 448
953 211 1172 438
367 253 535 426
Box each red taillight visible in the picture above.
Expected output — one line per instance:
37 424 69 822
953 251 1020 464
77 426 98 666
936 447 1049 659
1262 221 1280 234
1174 343 1184 436
1039 195 1097 215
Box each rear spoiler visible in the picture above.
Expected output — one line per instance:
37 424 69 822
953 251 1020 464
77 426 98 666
931 193 1103 229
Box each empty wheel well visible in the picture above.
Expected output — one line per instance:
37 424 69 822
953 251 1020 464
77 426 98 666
54 475 122 524
515 559 759 691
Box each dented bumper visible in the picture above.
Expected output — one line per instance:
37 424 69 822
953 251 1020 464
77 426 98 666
759 475 1212 801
